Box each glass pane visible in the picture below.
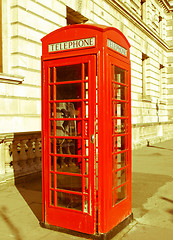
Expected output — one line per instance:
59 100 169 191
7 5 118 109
116 102 126 117
56 120 82 136
84 195 89 213
50 103 53 118
117 136 126 152
84 82 88 99
84 177 89 192
113 119 126 134
114 66 125 84
51 138 54 153
56 174 82 192
50 121 54 136
56 156 82 174
56 64 82 82
56 102 81 118
50 190 54 206
85 160 89 175
51 173 54 188
50 85 53 100
84 63 88 80
56 139 82 155
117 119 126 133
56 83 81 100
115 185 126 204
116 152 126 169
84 101 89 118
96 176 98 191
112 136 116 153
84 140 89 156
51 155 54 171
115 84 126 100
115 169 126 187
50 67 53 83
84 121 89 137
56 192 82 211
112 83 115 98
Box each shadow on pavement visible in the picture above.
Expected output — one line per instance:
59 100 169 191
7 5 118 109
0 206 22 240
147 145 173 151
15 173 42 222
160 196 173 222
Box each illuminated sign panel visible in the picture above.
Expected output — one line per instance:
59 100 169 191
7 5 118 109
49 37 95 52
107 39 127 56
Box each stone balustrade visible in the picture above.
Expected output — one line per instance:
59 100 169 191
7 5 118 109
0 131 41 184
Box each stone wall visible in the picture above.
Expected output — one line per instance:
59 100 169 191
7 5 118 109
132 121 173 149
167 11 173 120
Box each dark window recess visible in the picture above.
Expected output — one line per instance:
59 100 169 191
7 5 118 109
66 6 88 25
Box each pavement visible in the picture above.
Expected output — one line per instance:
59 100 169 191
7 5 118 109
0 139 173 240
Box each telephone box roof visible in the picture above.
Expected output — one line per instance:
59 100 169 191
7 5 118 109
41 24 130 48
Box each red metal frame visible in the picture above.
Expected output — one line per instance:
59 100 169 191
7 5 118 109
42 55 96 234
41 24 131 235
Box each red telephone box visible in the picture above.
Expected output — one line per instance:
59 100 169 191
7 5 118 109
41 24 132 238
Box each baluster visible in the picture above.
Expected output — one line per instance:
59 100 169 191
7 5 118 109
0 143 5 175
12 140 21 175
35 138 41 170
18 140 27 171
4 141 13 173
26 138 35 173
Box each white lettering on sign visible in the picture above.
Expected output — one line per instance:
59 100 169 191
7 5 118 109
107 39 127 56
49 37 95 53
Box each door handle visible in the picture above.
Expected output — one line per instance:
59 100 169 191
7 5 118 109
91 134 95 144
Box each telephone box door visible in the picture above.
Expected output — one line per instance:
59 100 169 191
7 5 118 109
42 55 96 234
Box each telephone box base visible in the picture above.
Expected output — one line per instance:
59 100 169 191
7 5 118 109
40 213 133 240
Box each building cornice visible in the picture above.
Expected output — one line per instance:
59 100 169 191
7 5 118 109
106 0 170 51
158 0 173 13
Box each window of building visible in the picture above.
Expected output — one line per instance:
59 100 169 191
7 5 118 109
0 1 24 84
66 6 88 25
142 53 150 99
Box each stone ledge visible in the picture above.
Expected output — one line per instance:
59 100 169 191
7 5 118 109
0 73 24 84
132 121 173 128
0 131 41 142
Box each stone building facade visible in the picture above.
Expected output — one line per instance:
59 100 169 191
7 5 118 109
0 0 173 183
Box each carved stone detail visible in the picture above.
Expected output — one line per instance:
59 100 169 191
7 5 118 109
0 132 41 182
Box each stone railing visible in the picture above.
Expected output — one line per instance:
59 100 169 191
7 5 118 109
0 131 41 184
132 121 173 149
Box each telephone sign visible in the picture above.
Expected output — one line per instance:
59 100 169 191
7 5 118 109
107 39 127 56
49 37 95 52
41 24 132 239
